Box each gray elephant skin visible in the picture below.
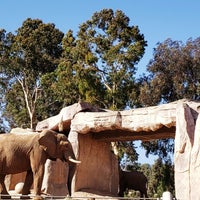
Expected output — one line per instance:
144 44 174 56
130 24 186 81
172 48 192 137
0 129 80 200
119 170 148 198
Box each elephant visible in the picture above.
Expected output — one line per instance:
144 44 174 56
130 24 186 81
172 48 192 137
118 169 148 198
0 129 81 200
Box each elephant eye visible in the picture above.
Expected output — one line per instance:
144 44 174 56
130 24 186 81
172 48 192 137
59 141 68 150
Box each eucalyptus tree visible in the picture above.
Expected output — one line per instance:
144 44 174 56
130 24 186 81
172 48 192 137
139 38 200 106
137 37 200 163
0 29 14 131
46 9 147 110
75 8 147 110
149 159 175 197
1 18 64 129
42 9 147 163
41 29 105 108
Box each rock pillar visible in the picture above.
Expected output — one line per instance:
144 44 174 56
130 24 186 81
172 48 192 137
42 159 69 196
190 111 200 199
174 101 200 200
68 130 119 197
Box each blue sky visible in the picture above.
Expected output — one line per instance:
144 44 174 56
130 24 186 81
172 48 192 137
1 0 200 76
1 0 199 164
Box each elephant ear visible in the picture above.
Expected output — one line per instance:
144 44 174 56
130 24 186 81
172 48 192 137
38 129 57 159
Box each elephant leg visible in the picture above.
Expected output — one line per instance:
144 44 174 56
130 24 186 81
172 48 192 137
32 164 45 197
118 185 125 197
144 189 148 198
140 189 148 198
118 190 124 197
22 170 33 195
140 190 143 198
0 174 11 199
141 183 148 198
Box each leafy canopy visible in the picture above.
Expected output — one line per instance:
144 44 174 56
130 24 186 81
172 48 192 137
77 9 147 109
139 38 200 106
44 9 147 111
137 37 200 162
1 18 64 129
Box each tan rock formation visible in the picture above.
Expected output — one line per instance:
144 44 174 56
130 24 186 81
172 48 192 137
174 101 200 200
6 99 200 199
42 159 69 196
36 101 101 133
69 132 119 196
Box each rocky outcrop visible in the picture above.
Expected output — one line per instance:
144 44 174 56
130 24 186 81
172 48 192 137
175 101 200 200
7 99 200 199
35 100 179 198
36 101 101 133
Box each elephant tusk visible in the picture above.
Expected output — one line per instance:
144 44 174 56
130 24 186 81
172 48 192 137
68 157 81 164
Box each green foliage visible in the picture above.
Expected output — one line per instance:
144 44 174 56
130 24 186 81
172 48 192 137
136 37 200 166
41 29 105 108
138 38 200 105
124 189 141 198
76 9 147 109
43 9 146 164
118 141 139 167
1 10 146 132
42 9 147 112
4 82 27 128
1 18 64 129
142 139 174 163
148 159 175 197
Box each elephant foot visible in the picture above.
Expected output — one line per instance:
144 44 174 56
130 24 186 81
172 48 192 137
20 195 31 199
0 194 11 199
32 195 44 200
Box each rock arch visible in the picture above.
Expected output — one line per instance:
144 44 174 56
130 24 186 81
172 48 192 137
8 99 200 199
